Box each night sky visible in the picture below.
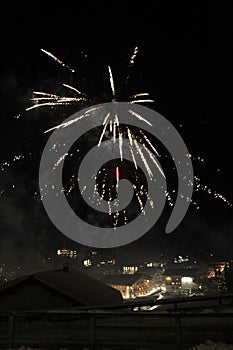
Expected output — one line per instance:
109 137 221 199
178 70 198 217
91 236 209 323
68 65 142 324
0 2 232 270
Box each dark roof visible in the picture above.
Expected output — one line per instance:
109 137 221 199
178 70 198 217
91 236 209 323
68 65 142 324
0 266 123 306
163 268 198 277
101 274 150 286
138 267 163 276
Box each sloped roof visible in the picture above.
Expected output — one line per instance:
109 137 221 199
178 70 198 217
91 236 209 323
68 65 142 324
0 266 123 306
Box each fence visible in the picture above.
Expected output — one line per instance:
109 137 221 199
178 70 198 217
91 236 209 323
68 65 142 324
0 294 233 350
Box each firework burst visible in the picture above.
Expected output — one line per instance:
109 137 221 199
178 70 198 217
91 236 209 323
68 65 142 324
1 47 232 230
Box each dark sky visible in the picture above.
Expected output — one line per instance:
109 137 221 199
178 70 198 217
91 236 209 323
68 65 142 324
0 2 232 269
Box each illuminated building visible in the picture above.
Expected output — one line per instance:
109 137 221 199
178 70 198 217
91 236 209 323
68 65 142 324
181 276 193 294
102 274 153 299
83 259 92 267
209 261 230 276
122 266 138 275
146 262 164 268
173 255 189 264
57 249 77 258
163 268 198 295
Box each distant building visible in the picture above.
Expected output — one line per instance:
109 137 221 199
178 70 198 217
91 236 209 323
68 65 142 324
57 248 77 258
173 255 189 264
225 262 233 293
145 261 164 268
0 265 123 311
83 259 92 267
101 274 153 298
163 268 199 296
122 266 138 275
139 267 164 286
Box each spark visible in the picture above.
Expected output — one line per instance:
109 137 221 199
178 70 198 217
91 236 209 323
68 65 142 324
133 184 145 214
102 112 111 125
108 201 112 216
130 92 154 104
44 113 86 133
127 127 133 146
118 130 123 161
98 113 110 146
0 153 31 171
130 93 150 99
114 113 119 126
108 66 116 101
113 113 119 144
113 120 116 143
133 137 153 179
44 106 102 133
129 46 139 68
127 127 138 169
109 120 113 132
194 176 232 206
142 143 165 178
130 98 155 104
27 92 87 111
129 146 138 169
140 130 161 157
52 153 69 170
128 109 153 126
62 83 84 95
81 185 87 195
41 48 75 73
125 46 139 83
21 49 89 114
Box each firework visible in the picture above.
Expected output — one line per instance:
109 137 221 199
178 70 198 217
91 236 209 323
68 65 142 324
1 47 232 227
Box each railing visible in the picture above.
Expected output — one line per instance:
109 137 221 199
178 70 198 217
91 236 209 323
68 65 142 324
0 294 233 350
79 292 233 311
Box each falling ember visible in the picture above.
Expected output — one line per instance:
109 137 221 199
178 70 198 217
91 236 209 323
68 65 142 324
41 48 75 73
194 176 233 207
129 46 139 68
0 153 35 171
125 46 139 83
